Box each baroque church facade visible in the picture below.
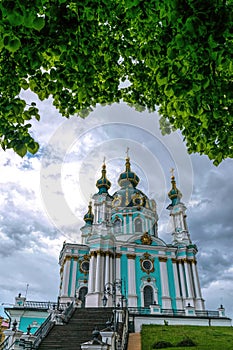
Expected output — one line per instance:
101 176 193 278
59 155 205 312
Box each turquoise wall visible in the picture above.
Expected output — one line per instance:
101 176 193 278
19 316 47 333
167 259 177 310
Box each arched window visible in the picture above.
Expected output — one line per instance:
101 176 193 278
78 286 88 308
134 217 143 232
143 285 154 307
113 218 121 233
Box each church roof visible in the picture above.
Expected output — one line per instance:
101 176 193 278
96 161 111 194
168 173 182 206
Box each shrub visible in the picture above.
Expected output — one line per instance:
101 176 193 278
176 338 196 347
152 340 174 349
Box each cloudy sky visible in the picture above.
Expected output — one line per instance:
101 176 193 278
0 91 232 320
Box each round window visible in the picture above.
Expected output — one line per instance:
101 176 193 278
142 260 152 271
81 261 90 272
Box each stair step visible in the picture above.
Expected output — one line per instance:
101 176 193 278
38 308 114 350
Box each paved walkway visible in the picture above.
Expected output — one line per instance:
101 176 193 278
127 333 141 350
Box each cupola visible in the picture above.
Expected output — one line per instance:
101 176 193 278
83 201 94 225
96 161 111 194
168 170 182 206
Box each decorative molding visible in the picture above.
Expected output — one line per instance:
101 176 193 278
140 232 152 245
115 253 122 258
140 252 155 274
127 254 136 260
158 256 168 262
171 258 178 263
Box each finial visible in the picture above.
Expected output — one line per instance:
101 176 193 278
170 167 175 179
103 157 106 165
126 147 130 159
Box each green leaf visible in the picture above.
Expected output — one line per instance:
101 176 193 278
32 17 45 31
15 144 27 157
28 141 39 154
6 37 21 52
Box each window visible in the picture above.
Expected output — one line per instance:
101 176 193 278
113 218 121 233
143 285 154 307
135 217 143 232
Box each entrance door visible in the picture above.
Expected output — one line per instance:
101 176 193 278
143 285 154 307
78 287 88 307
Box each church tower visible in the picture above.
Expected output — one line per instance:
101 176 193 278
58 155 205 312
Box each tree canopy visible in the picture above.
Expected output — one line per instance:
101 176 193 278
0 0 232 164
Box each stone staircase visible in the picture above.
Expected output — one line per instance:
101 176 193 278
37 307 114 350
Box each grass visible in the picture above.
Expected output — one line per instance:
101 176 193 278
141 325 233 350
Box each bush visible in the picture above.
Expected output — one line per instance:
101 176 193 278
176 338 196 347
152 340 174 349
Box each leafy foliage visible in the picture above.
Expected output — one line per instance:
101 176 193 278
0 0 232 163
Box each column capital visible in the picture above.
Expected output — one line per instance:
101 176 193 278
116 253 122 258
159 256 167 262
171 258 178 263
127 254 136 260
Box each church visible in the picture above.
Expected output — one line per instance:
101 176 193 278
2 154 231 350
59 154 205 312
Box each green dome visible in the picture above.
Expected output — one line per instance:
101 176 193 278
168 175 182 206
84 201 94 225
118 157 140 188
96 163 111 194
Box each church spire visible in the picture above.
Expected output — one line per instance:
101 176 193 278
168 169 182 206
167 169 191 246
83 200 94 225
96 159 111 194
118 149 140 188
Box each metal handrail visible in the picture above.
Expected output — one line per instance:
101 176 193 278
33 314 54 349
120 309 129 350
128 307 221 318
0 336 10 350
10 301 69 311
32 301 75 349
0 338 20 350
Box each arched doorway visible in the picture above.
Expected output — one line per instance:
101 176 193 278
78 287 88 307
143 285 154 307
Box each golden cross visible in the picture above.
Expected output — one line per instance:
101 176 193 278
103 156 106 164
170 168 175 177
126 147 130 158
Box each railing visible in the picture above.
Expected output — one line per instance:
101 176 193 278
196 310 219 318
32 313 53 349
32 301 75 349
128 307 221 318
13 301 69 311
0 336 10 350
120 309 129 350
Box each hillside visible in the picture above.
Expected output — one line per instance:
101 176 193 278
141 325 233 350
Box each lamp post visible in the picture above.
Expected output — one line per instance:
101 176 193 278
102 279 125 350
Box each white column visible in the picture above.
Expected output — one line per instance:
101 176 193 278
104 253 110 286
178 260 186 298
191 261 204 307
115 253 121 280
129 214 133 234
159 257 171 309
127 254 137 306
123 214 127 234
71 258 78 297
184 260 193 299
88 253 95 293
172 259 183 309
95 251 101 292
109 254 113 284
62 257 71 296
